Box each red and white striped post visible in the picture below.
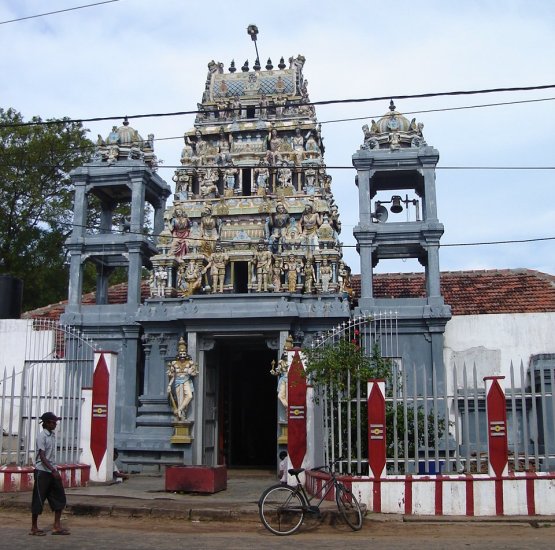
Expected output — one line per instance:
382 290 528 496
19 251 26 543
288 350 307 470
367 379 386 512
85 351 118 482
484 375 509 515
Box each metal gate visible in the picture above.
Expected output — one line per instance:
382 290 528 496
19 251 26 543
309 312 398 474
0 318 95 466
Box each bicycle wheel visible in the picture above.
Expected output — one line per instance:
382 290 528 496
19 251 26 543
259 485 305 535
335 484 363 530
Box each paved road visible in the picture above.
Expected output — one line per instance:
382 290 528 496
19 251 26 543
4 509 553 549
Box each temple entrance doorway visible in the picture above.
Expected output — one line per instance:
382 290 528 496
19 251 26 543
214 338 277 468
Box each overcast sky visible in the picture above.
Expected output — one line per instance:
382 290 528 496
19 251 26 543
2 0 554 276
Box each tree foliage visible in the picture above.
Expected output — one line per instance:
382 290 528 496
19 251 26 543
0 108 94 310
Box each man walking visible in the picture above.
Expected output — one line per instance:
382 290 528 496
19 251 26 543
30 412 70 536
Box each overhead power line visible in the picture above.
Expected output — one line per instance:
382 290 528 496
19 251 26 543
0 0 121 25
1 84 554 129
49 217 555 250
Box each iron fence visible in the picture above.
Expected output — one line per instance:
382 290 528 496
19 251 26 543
310 316 555 475
0 319 95 466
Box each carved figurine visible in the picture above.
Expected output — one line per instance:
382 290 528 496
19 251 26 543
178 261 203 296
224 164 238 192
301 202 323 252
170 207 191 258
277 164 293 190
153 267 168 297
320 258 332 292
303 256 316 293
266 128 283 165
200 205 220 254
180 135 194 164
199 168 219 199
205 243 228 293
284 254 301 292
270 352 289 408
292 127 305 164
254 240 273 292
254 161 270 195
272 256 283 292
167 337 199 420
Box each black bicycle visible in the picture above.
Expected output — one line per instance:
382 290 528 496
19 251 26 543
258 459 363 535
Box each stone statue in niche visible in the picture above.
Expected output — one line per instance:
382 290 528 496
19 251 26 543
277 163 293 190
177 261 203 296
303 255 316 293
272 256 283 292
292 127 305 164
200 204 221 254
153 267 168 297
320 258 332 292
170 207 191 258
205 243 228 293
199 168 219 199
284 254 301 292
270 352 289 408
254 240 273 292
254 161 270 195
266 127 283 165
167 337 199 420
300 201 323 252
224 164 238 193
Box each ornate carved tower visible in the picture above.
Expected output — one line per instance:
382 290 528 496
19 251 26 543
352 102 451 381
65 121 171 314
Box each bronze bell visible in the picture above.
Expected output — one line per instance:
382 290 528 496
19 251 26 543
390 195 403 213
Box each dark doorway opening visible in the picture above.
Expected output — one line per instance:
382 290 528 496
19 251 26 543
218 339 277 467
233 262 249 293
241 168 252 196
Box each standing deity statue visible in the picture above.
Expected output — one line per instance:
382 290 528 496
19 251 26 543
254 161 270 195
224 164 238 192
303 256 316 294
205 243 228 293
284 255 301 293
277 164 293 190
153 267 168 297
320 258 332 292
167 337 199 420
254 240 273 292
272 256 283 292
300 202 323 252
200 205 221 254
170 207 191 258
180 135 194 164
259 94 269 119
266 128 283 165
270 352 289 409
292 127 305 164
216 127 233 165
193 129 208 163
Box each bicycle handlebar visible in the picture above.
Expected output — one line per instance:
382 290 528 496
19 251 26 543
310 457 344 473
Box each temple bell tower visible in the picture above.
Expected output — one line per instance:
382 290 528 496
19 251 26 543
352 102 451 384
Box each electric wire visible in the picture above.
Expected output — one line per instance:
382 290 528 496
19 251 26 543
1 84 554 128
0 1 121 25
47 217 555 250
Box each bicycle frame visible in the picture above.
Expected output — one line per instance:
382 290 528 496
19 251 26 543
289 467 341 512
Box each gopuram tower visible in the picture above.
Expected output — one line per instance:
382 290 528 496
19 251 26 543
63 54 352 468
151 55 349 300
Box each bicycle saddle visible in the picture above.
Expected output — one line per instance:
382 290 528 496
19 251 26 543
288 468 304 476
